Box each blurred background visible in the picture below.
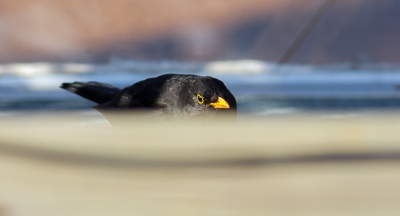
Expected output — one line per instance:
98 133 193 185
1 0 400 114
1 0 400 64
1 0 400 215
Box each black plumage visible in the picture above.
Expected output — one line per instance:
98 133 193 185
61 74 237 122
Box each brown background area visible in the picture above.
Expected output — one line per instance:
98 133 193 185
1 0 400 64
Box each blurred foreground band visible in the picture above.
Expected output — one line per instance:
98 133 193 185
0 113 399 215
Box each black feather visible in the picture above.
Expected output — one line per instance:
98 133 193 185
60 82 120 104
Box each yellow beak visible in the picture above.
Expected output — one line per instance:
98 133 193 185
209 97 230 109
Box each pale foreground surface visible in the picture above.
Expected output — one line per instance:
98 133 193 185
0 113 400 215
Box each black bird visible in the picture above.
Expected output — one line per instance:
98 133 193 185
60 74 237 123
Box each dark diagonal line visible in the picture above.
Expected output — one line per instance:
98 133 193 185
279 0 335 64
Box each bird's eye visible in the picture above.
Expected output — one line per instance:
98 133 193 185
196 94 205 104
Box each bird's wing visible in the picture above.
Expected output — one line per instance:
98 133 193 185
99 76 167 109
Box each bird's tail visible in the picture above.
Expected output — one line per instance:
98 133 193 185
60 82 121 104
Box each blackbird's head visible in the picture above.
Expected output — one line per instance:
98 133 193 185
177 76 237 117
